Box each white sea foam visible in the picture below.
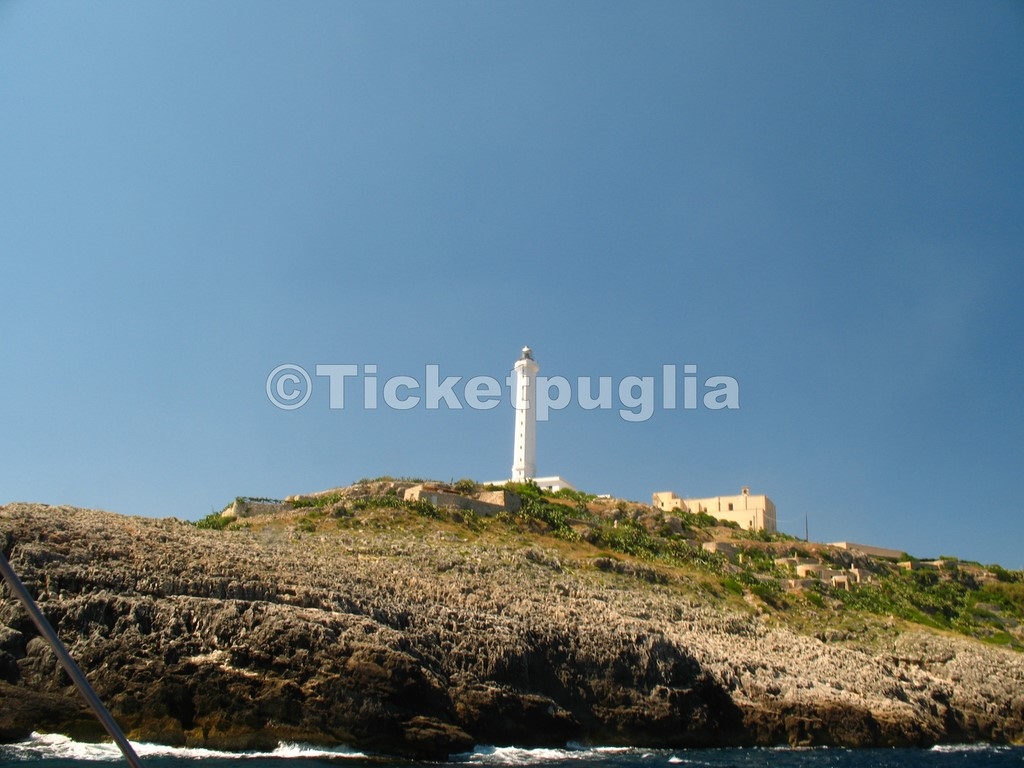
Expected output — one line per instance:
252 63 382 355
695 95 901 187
267 741 368 759
665 755 717 766
5 733 125 761
2 732 367 761
453 744 637 765
456 745 574 764
929 742 1012 753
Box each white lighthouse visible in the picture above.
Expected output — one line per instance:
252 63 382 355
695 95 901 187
484 346 575 492
511 346 539 482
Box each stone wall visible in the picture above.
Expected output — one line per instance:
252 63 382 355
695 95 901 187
403 485 518 517
222 498 285 519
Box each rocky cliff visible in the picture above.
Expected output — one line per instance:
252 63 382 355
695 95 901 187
1 500 1022 758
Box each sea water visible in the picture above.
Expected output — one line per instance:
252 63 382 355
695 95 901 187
0 734 1022 768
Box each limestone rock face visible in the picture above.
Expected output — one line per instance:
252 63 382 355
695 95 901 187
1 503 1022 758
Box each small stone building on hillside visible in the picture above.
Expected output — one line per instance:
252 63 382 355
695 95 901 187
652 486 777 533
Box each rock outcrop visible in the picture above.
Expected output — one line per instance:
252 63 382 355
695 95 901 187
1 503 1022 757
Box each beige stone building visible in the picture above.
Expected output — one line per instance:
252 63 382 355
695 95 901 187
652 486 777 533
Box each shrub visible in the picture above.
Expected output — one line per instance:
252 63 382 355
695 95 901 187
355 475 425 484
989 565 1019 583
194 511 233 530
552 487 596 515
721 576 744 595
291 492 346 509
407 498 445 520
805 590 826 609
591 520 661 560
517 496 578 540
738 547 778 573
674 511 719 529
552 487 595 504
838 569 976 631
735 528 798 543
504 480 544 500
750 581 783 606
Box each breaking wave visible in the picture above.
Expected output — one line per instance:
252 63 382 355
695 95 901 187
452 744 662 765
0 732 368 762
3 734 1023 767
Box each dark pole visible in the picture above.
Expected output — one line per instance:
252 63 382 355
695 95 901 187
0 549 145 768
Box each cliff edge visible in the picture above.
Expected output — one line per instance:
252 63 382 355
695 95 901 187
1 496 1022 758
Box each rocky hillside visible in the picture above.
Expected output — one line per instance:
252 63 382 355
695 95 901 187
1 487 1023 758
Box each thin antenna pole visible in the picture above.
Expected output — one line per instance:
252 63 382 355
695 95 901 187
0 549 145 768
805 513 809 543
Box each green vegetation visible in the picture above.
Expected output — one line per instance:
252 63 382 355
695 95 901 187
453 478 479 495
828 566 1024 648
721 576 744 596
804 589 827 609
989 564 1022 583
736 547 782 573
296 514 318 533
733 527 800 543
590 519 662 558
193 510 234 530
749 580 783 607
355 475 426 485
551 487 597 508
290 492 345 509
500 482 726 569
347 493 445 521
196 476 1024 650
503 481 580 540
669 510 722 529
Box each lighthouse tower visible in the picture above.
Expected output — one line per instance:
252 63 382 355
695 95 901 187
511 346 539 482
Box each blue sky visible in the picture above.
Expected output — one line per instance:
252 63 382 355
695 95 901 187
2 2 1022 567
